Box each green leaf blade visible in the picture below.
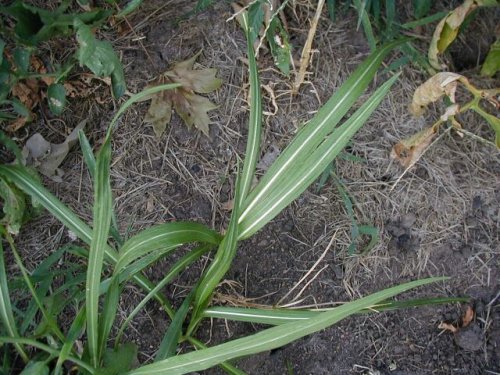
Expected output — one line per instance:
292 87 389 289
86 140 113 367
128 277 447 375
239 40 404 236
238 73 400 239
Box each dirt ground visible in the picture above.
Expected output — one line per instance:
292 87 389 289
9 1 500 374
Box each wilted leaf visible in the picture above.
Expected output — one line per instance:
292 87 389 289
410 72 464 116
11 79 40 111
440 104 460 121
266 16 291 76
22 120 86 180
428 0 479 70
390 126 437 168
480 39 500 77
143 53 222 137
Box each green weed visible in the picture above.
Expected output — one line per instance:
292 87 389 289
0 7 461 375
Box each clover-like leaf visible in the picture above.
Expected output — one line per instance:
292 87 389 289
143 53 222 138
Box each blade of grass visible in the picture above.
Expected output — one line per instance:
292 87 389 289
238 12 262 206
353 0 377 50
401 11 448 29
54 306 86 375
188 173 242 335
78 129 123 246
114 244 212 348
3 230 65 342
99 277 120 360
202 296 468 325
238 74 400 239
239 40 404 231
0 84 183 320
0 337 94 373
114 222 221 274
127 277 447 374
187 337 246 375
156 288 195 360
0 231 28 362
86 137 113 368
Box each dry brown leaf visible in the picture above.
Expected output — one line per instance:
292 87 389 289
390 126 437 168
143 53 222 138
11 79 40 111
6 117 30 132
428 0 479 70
22 121 86 181
438 322 459 333
410 72 464 116
440 104 460 121
462 306 475 328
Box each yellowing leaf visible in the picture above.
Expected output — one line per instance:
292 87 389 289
143 53 222 138
410 72 464 116
428 0 479 70
390 126 437 168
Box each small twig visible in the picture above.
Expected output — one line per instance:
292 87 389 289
292 0 325 95
277 230 336 306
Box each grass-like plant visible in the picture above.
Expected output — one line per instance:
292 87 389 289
0 10 456 375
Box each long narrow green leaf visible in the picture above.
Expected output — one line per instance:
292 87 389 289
202 296 469 325
0 233 28 362
238 40 404 234
0 84 184 320
4 231 65 342
115 223 221 274
238 74 400 239
188 175 242 335
86 139 113 367
156 289 195 360
187 337 246 375
0 337 94 374
353 0 377 50
114 245 212 347
54 306 86 375
78 130 96 179
128 277 446 375
99 277 120 360
79 129 123 245
238 12 262 207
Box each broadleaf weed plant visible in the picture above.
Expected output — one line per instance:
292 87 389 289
0 10 457 375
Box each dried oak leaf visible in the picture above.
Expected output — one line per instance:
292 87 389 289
143 52 222 138
410 72 464 116
390 126 437 168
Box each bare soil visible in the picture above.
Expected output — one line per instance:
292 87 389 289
8 1 500 374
